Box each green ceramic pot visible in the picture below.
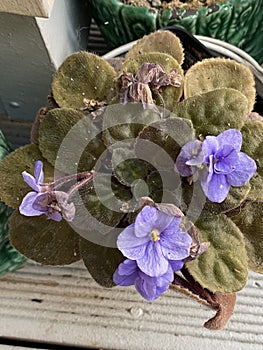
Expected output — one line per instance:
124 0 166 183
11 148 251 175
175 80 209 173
90 0 263 64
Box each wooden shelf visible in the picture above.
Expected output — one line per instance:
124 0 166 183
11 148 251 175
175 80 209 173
0 262 263 350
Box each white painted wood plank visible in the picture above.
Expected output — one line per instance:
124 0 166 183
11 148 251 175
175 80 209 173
0 0 54 18
0 262 263 350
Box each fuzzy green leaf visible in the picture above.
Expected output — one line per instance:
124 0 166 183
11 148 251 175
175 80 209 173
202 183 251 217
231 202 263 273
52 51 116 109
102 103 160 147
146 170 182 206
184 58 256 114
241 120 263 200
80 237 124 287
111 143 149 186
173 88 248 137
125 30 184 65
38 108 105 173
0 144 54 209
119 53 183 111
135 117 194 168
71 175 127 245
10 211 81 265
186 214 248 293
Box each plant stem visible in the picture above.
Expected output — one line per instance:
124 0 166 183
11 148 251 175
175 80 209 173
40 171 94 191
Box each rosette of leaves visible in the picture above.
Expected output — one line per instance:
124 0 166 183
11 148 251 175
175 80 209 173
0 30 261 330
0 130 26 275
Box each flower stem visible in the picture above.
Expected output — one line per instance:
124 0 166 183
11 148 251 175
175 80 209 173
40 171 94 191
67 171 95 198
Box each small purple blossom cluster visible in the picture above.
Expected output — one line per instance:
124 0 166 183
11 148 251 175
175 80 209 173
19 161 75 222
113 205 192 301
175 129 257 203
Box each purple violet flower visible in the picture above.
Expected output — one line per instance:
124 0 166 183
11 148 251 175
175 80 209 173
113 259 175 301
19 161 75 221
117 205 192 277
175 129 257 203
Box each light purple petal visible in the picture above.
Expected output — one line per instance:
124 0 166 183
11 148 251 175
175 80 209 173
201 173 230 203
134 206 158 238
19 192 44 216
175 140 204 177
137 241 169 277
32 193 48 212
34 160 44 184
174 153 193 177
154 210 178 233
117 259 138 276
135 274 157 301
226 152 257 186
202 136 218 160
49 211 62 222
214 146 238 174
155 264 174 288
205 154 214 185
169 260 184 272
216 129 242 152
159 217 182 235
136 265 173 300
117 224 149 260
185 140 206 166
160 231 192 260
22 171 39 192
113 260 138 286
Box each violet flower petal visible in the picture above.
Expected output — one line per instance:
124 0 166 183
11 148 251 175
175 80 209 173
22 171 39 192
216 129 242 151
169 259 184 272
226 152 257 186
137 241 169 277
113 260 138 286
117 259 138 276
50 211 62 222
19 192 45 216
202 136 218 161
153 209 179 233
214 146 238 174
134 205 158 238
201 173 230 203
160 231 192 260
155 264 174 288
114 259 174 301
32 193 49 212
135 274 157 301
117 224 149 260
34 160 44 184
135 264 174 301
135 206 175 238
175 140 204 176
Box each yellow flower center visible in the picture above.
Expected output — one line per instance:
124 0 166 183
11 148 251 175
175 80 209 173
150 229 160 242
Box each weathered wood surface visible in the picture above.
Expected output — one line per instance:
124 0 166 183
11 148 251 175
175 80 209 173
0 261 263 350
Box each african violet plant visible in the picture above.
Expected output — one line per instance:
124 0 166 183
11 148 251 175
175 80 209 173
0 30 262 330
